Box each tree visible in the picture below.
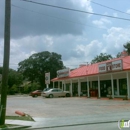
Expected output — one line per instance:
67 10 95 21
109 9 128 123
116 52 122 58
18 51 64 88
0 67 23 94
123 41 130 55
91 53 113 64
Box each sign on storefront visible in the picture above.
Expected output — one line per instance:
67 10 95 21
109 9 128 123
45 72 50 84
112 60 122 71
57 68 70 78
98 63 106 73
99 60 122 73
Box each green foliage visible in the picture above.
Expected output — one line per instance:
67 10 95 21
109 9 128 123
30 82 41 91
8 69 23 88
116 52 122 58
0 67 23 94
7 84 18 95
91 53 113 64
23 84 30 94
22 82 41 94
18 51 64 87
124 41 130 55
11 84 18 92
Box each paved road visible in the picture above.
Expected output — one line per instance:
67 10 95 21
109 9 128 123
6 96 130 129
30 122 119 130
6 96 130 117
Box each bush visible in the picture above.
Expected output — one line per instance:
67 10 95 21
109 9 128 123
30 82 41 91
8 84 18 95
22 82 41 94
23 84 30 94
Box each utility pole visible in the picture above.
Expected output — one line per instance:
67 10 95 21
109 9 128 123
0 0 11 125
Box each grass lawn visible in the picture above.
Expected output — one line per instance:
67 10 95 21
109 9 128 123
6 115 35 121
0 115 34 129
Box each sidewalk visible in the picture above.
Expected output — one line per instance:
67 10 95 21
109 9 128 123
5 111 130 129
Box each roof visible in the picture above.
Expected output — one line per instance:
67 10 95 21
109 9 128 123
52 56 130 81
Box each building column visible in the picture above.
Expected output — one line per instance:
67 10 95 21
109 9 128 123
64 81 66 91
53 82 54 88
87 77 90 97
111 74 114 98
62 81 64 90
70 80 73 97
98 76 101 98
127 72 130 99
117 78 119 96
78 79 81 97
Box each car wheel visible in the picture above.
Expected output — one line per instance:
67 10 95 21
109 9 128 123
66 93 70 97
49 94 53 98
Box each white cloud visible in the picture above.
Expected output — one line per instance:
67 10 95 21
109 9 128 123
93 18 112 29
71 0 93 17
126 9 130 13
103 27 130 56
113 13 118 17
1 26 130 70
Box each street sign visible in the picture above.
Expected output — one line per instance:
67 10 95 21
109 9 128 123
45 72 50 84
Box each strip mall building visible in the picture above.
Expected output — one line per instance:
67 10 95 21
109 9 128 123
51 54 130 99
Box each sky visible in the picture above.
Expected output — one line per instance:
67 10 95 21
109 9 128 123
0 0 130 70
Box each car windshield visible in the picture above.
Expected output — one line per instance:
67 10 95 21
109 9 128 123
43 88 50 91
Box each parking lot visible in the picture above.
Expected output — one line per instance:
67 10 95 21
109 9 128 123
5 95 130 129
6 95 130 118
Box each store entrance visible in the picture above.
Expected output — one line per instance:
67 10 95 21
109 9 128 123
100 80 110 97
72 83 78 96
100 80 117 97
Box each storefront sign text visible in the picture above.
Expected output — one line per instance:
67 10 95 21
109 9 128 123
57 68 70 78
99 60 122 73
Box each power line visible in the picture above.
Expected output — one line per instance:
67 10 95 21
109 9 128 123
90 0 130 16
21 0 130 21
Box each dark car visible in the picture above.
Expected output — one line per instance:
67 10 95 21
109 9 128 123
30 90 42 97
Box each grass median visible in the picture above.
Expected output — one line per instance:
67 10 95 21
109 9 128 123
0 115 34 129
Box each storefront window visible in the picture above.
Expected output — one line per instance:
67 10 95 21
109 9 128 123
92 81 98 90
66 83 70 91
81 82 87 95
119 78 127 95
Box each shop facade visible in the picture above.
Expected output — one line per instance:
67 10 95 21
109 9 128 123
52 55 130 99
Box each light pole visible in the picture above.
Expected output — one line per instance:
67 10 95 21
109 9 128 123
0 0 11 125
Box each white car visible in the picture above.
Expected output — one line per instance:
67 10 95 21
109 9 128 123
41 88 71 98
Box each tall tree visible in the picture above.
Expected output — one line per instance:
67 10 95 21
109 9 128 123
91 53 113 64
116 52 122 58
123 41 130 55
0 67 23 92
18 51 64 88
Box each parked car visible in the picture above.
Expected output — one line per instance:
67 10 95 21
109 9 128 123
30 90 42 97
43 88 50 92
41 88 71 98
30 88 51 97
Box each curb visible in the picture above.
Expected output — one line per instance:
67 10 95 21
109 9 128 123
26 120 118 130
0 125 31 130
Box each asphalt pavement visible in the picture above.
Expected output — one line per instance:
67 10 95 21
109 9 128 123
4 96 130 129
